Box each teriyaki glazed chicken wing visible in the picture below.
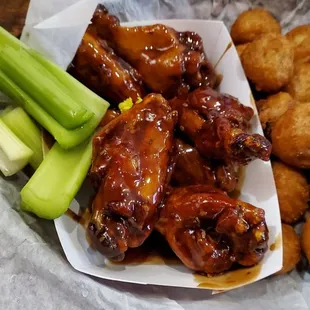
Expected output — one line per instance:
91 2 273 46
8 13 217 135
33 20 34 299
88 94 177 261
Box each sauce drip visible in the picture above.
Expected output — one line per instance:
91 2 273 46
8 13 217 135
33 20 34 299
65 207 92 230
194 264 261 289
215 42 232 68
109 232 181 265
215 74 223 88
65 207 95 248
270 233 282 251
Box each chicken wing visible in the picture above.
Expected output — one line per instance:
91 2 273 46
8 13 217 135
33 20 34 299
90 5 217 98
88 94 177 261
156 185 269 274
70 30 146 105
99 109 120 128
170 86 272 165
172 139 239 192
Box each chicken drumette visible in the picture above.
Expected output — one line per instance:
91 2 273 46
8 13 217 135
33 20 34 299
172 139 239 193
156 185 269 274
90 5 217 98
70 30 146 105
170 86 272 165
88 94 177 261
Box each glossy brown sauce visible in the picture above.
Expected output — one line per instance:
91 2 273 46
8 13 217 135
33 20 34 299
66 207 95 248
270 233 282 251
89 95 177 260
215 42 232 68
92 5 218 98
99 109 120 128
229 166 245 199
194 264 261 289
109 232 181 265
66 208 180 265
71 31 145 105
65 207 92 230
214 74 223 89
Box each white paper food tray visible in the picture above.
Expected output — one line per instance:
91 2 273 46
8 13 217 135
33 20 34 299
54 19 282 291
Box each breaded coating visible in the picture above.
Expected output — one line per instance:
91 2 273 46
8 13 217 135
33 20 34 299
286 25 310 62
286 62 310 102
231 9 281 45
236 43 249 59
276 224 301 275
241 33 294 92
301 215 310 264
272 103 310 168
272 161 308 224
256 92 295 138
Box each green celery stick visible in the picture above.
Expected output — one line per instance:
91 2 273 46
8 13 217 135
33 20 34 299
0 27 105 113
0 26 27 49
0 70 109 149
29 49 107 109
0 46 93 130
21 138 92 219
1 107 43 169
0 119 33 176
0 26 109 146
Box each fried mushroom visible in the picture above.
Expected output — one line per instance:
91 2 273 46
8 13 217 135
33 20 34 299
286 25 310 63
276 224 301 275
236 43 249 59
231 9 281 45
241 33 294 92
256 92 295 139
286 62 310 102
272 102 310 168
272 161 308 224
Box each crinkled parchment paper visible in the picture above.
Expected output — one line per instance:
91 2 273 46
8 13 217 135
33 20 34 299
1 0 310 309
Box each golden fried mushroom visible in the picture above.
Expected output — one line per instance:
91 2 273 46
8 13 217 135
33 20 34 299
276 224 301 275
256 92 295 138
236 43 249 58
286 62 310 102
272 103 310 168
231 9 281 45
241 33 294 92
272 161 308 224
286 25 310 62
301 215 310 264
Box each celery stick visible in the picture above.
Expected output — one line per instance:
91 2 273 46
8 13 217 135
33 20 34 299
0 27 95 128
29 49 109 110
0 26 109 142
0 26 27 50
0 46 93 130
0 148 30 177
0 70 109 149
0 105 13 116
21 138 92 219
0 27 104 112
1 107 43 169
0 119 33 176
